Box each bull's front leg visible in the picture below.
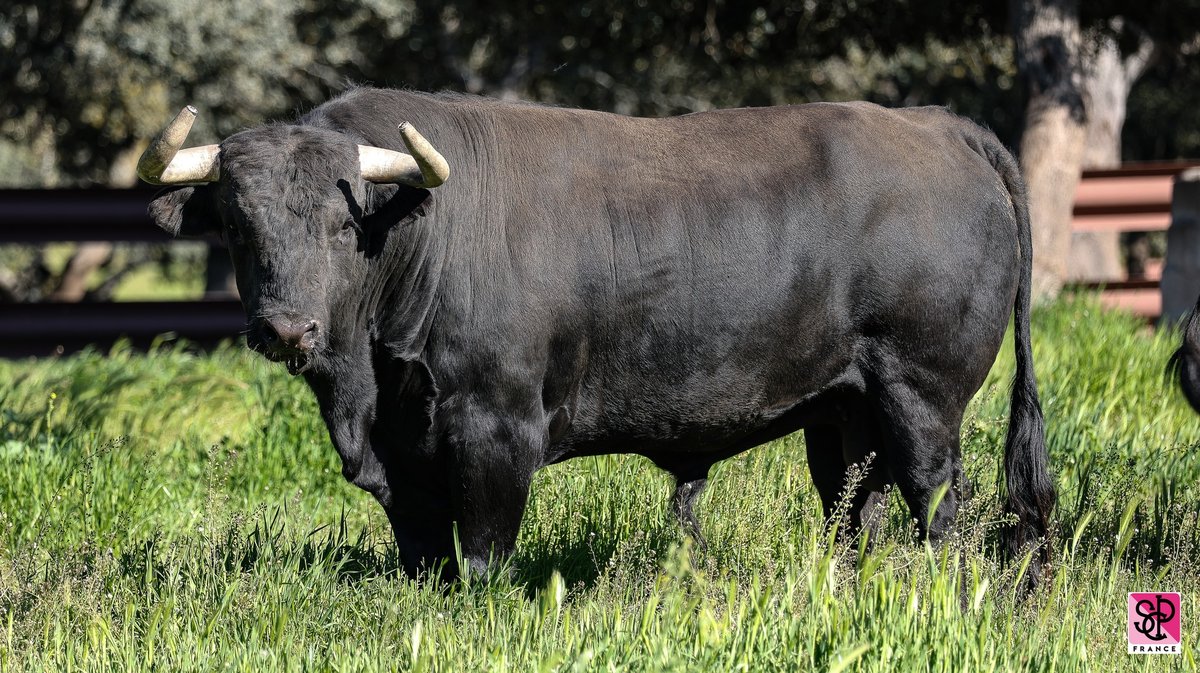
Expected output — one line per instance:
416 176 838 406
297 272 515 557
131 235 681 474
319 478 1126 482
384 435 536 582
304 348 393 503
383 464 457 580
387 392 544 580
440 395 544 579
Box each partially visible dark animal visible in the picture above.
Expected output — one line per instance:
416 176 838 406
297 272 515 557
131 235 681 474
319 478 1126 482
138 88 1056 583
1171 298 1200 412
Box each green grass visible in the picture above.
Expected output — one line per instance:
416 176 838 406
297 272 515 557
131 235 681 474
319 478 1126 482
1 296 1198 671
109 261 205 301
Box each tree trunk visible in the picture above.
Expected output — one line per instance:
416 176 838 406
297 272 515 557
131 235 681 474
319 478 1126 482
1068 27 1157 281
47 243 112 302
1011 0 1088 300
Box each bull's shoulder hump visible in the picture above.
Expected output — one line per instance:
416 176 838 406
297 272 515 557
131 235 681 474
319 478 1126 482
887 104 998 137
654 101 985 141
662 100 876 122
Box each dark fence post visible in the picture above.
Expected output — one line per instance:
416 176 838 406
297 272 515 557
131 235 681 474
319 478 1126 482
1161 168 1200 325
203 244 238 298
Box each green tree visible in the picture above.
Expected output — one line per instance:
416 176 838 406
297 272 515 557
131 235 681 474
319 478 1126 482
0 0 417 299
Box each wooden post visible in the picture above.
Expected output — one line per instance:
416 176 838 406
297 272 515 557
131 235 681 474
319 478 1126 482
204 244 239 298
1160 168 1200 325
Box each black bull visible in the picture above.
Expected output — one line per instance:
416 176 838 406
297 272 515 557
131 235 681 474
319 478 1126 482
146 88 1056 581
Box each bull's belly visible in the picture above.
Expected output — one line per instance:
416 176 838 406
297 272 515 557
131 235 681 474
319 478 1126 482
547 361 859 463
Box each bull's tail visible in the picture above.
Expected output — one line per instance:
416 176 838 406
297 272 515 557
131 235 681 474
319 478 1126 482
1169 298 1200 414
991 143 1056 584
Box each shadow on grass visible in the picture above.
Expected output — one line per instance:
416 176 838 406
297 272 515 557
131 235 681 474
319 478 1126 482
103 502 699 604
513 522 680 597
113 509 405 593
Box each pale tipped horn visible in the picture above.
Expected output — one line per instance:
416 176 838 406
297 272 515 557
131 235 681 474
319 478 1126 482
357 122 450 188
137 105 220 185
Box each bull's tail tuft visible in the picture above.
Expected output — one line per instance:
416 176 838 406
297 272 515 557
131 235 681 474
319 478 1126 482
990 142 1056 587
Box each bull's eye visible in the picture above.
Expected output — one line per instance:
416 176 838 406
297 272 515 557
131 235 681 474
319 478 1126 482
224 220 244 245
337 219 359 246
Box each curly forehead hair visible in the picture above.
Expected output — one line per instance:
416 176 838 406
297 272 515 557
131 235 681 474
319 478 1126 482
220 125 361 219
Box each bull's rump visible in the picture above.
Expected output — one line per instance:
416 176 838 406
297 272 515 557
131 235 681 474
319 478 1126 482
507 102 1021 457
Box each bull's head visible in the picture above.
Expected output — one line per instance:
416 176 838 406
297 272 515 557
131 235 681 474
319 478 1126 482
141 106 449 375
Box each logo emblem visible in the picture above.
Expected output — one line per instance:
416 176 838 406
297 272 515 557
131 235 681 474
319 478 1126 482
1128 592 1181 654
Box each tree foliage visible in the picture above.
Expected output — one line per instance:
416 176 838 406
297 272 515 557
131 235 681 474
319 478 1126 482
0 0 418 185
1 0 1196 188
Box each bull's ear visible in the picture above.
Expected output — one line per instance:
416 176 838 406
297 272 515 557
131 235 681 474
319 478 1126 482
360 185 431 258
147 185 217 238
363 183 431 229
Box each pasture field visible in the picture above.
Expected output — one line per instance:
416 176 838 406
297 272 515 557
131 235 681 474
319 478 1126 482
1 296 1198 671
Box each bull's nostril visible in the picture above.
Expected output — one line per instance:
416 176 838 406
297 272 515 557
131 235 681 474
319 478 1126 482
261 321 280 345
301 320 320 344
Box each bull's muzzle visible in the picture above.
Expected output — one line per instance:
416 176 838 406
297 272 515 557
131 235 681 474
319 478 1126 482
255 314 321 375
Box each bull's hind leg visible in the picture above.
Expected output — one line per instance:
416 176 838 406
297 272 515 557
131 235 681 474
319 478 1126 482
672 474 709 549
873 382 966 542
651 457 710 548
805 421 887 541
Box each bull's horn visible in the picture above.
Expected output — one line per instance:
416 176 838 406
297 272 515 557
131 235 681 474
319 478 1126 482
357 122 449 188
136 105 220 185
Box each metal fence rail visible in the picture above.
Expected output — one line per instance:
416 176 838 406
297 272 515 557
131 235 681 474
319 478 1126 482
0 188 237 357
0 188 171 243
0 300 245 357
1 162 1197 357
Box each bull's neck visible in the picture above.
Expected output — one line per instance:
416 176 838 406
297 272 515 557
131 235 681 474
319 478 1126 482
359 212 448 361
306 95 494 364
